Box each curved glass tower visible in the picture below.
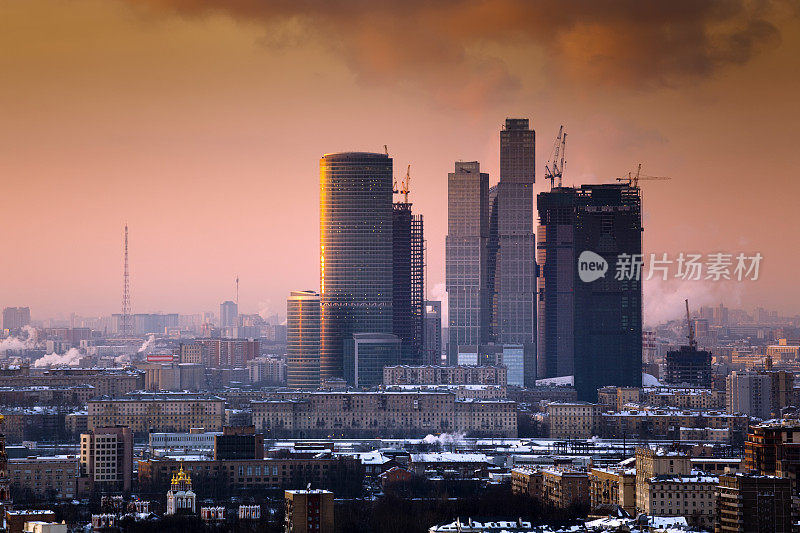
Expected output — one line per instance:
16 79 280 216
287 290 320 389
319 152 394 381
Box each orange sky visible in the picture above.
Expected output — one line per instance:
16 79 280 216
1 0 799 325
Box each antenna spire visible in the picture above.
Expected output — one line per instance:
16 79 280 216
121 224 131 337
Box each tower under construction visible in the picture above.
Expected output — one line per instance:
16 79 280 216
392 168 425 364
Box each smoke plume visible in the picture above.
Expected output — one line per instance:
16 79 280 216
34 348 82 368
0 325 40 353
138 334 155 353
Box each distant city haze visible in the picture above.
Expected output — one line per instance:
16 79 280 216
1 1 799 324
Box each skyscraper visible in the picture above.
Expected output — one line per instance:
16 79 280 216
493 118 537 384
446 161 490 364
423 300 442 365
320 152 394 381
2 307 30 332
220 300 238 329
537 183 642 401
287 290 321 389
392 201 425 364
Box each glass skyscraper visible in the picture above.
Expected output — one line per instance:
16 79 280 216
287 290 321 389
319 152 394 381
446 161 489 364
493 118 537 384
537 183 643 401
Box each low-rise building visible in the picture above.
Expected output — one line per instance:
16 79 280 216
87 392 225 435
588 467 636 516
635 448 716 529
511 467 542 498
541 469 589 509
383 365 507 386
251 391 516 438
547 402 601 439
8 456 79 501
285 489 334 533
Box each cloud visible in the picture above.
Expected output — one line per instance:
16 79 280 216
125 0 788 107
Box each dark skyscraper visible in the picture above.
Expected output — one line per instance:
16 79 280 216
319 152 394 381
446 161 490 364
423 300 442 365
537 183 643 401
494 118 537 384
287 290 321 389
392 201 425 364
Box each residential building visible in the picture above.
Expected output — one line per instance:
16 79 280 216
220 301 238 329
446 161 490 363
80 426 133 492
8 456 79 500
726 371 772 418
588 467 636 516
743 420 800 490
635 448 717 529
287 290 321 389
0 367 143 397
511 467 543 498
285 489 334 533
537 184 642 401
716 473 793 532
2 307 30 332
247 356 286 386
383 365 506 386
139 456 361 493
541 469 589 509
319 152 394 382
547 402 602 439
194 338 258 369
251 391 517 438
87 393 225 435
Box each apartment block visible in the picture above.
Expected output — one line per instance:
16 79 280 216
716 473 793 532
87 393 225 435
588 467 636 516
251 391 517 438
546 402 602 439
7 456 79 500
382 365 507 386
80 426 133 493
541 469 589 509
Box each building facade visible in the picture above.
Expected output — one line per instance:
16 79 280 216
285 489 334 533
446 161 490 364
80 426 133 492
392 202 424 364
537 184 643 401
287 290 321 389
716 473 793 533
493 118 536 384
251 391 517 438
423 301 442 365
320 152 394 382
87 393 225 435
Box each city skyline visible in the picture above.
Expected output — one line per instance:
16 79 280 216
2 1 800 323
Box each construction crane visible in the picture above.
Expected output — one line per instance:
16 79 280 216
616 163 671 188
685 299 697 350
394 164 411 204
544 126 567 189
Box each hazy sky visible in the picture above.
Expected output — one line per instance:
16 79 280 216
1 0 799 325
